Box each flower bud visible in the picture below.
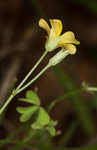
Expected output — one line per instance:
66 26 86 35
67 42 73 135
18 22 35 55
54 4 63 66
49 49 70 66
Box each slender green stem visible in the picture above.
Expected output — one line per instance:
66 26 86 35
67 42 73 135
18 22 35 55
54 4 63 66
0 94 14 115
0 51 48 115
87 87 97 92
47 88 84 112
16 63 50 95
16 50 48 91
0 63 50 115
0 64 50 115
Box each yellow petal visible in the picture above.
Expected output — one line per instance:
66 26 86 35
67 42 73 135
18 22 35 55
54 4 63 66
63 44 77 55
49 19 63 37
49 28 56 40
39 18 50 35
59 31 80 45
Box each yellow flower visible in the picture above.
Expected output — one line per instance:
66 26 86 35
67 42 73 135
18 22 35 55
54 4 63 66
39 18 80 54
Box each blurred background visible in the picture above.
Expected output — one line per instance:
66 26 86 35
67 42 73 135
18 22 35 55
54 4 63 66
0 0 97 149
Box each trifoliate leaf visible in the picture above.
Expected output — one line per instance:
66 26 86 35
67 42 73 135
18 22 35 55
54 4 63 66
47 127 56 136
25 90 40 105
37 107 50 126
17 106 38 122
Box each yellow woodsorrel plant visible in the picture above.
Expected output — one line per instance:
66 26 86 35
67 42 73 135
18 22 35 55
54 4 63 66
0 18 80 136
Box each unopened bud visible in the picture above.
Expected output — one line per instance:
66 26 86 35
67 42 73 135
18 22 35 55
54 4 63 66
49 49 70 66
82 82 97 93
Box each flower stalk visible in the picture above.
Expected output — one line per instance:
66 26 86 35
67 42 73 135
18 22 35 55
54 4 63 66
0 94 14 115
16 50 48 91
16 63 50 95
0 51 48 115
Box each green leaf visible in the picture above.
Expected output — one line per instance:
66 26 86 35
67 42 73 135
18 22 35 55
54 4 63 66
31 107 50 129
37 107 50 126
47 127 56 136
25 90 40 105
19 98 38 105
31 121 43 129
18 98 37 105
20 113 31 122
16 106 36 114
48 120 58 127
17 106 38 122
